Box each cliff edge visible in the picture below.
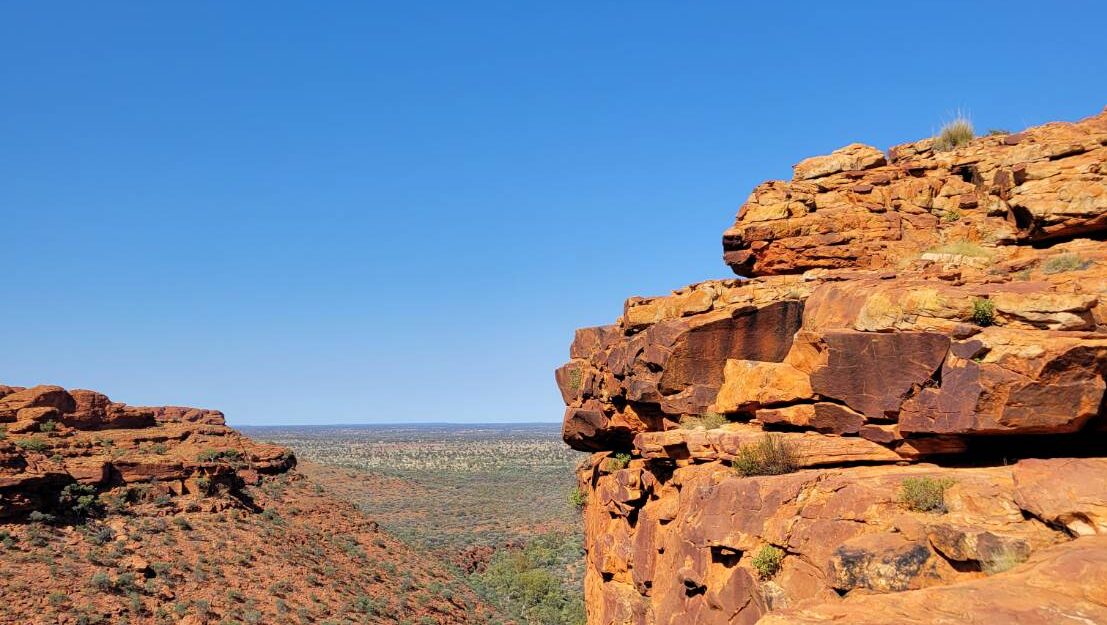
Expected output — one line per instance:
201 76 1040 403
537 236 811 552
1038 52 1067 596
558 107 1107 624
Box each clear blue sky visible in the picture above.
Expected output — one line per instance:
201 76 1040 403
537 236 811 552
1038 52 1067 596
2 2 1105 424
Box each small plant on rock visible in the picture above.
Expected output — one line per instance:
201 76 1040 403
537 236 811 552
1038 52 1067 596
568 486 587 510
606 452 631 471
1041 253 1093 274
16 437 50 452
680 412 728 430
751 545 784 579
971 297 996 326
733 434 799 477
934 116 974 151
983 546 1028 575
925 241 992 258
899 476 955 513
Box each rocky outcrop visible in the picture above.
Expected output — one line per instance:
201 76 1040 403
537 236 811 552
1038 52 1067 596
0 383 294 520
560 107 1107 624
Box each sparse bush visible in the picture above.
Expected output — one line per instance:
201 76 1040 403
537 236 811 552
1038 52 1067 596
934 117 974 151
733 434 799 477
925 241 992 258
751 545 784 579
899 476 955 513
39 420 57 432
983 546 1028 574
1042 253 1093 274
567 487 586 510
606 452 631 471
566 367 582 391
29 510 56 524
89 572 112 591
87 525 115 546
939 209 962 223
679 412 727 430
971 298 995 326
172 516 192 531
987 128 1010 136
197 449 243 463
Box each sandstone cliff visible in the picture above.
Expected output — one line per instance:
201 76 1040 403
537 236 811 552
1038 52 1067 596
558 107 1107 624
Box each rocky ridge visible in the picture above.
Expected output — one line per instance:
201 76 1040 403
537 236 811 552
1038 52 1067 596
558 107 1107 624
0 384 490 624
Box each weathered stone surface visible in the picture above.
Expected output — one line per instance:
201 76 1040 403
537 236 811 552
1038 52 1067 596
0 385 75 422
1014 458 1107 536
900 329 1107 434
723 108 1107 277
713 359 812 413
760 537 1107 625
565 107 1107 625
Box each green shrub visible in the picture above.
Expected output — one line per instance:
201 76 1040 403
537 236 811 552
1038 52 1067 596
16 437 50 452
751 545 784 579
934 117 974 151
939 209 962 223
197 449 243 462
606 452 631 471
733 434 799 477
29 510 56 524
971 298 995 326
1041 253 1093 274
899 477 955 513
679 412 727 430
39 420 57 432
566 367 582 391
567 487 587 510
89 572 112 591
60 484 102 521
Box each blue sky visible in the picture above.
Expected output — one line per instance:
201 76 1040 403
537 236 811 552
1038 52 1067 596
2 2 1105 424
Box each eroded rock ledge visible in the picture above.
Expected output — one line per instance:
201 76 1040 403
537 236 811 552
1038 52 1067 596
558 107 1107 625
0 384 294 520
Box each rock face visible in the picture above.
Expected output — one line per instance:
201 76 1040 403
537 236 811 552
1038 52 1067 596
0 383 294 520
559 107 1107 624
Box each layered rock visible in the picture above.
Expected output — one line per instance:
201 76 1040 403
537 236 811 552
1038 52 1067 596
0 383 294 520
560 107 1107 624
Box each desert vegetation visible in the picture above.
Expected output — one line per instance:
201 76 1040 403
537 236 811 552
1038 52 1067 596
679 412 728 430
971 297 996 326
751 545 784 579
899 476 955 513
252 423 587 625
733 434 799 476
934 116 975 151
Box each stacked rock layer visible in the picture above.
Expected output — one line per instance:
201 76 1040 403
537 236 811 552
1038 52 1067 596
0 384 294 520
558 107 1107 624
